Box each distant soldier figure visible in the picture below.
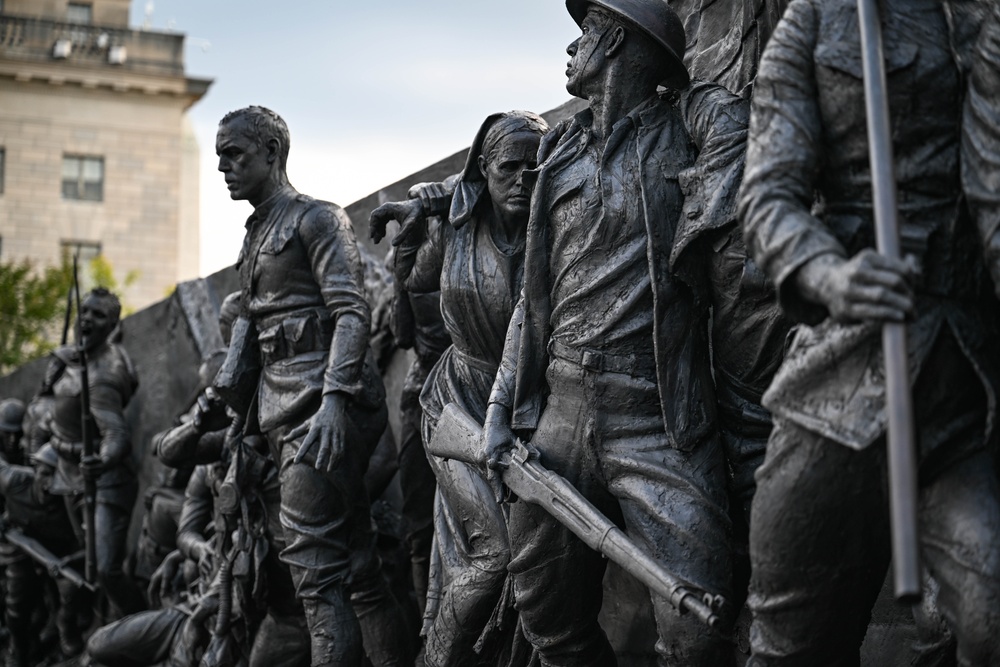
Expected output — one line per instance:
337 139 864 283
45 287 144 618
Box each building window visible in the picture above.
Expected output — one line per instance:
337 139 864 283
61 239 101 262
62 155 104 201
0 148 5 195
67 3 92 24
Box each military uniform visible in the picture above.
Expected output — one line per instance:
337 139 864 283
739 1 1000 663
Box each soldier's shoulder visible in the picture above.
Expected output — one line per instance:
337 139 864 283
91 342 139 396
300 198 354 233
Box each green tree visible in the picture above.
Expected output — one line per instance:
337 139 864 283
0 258 73 375
0 256 140 375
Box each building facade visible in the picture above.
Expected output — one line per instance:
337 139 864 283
0 0 210 308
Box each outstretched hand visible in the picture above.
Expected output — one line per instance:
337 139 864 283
286 392 348 473
369 199 425 246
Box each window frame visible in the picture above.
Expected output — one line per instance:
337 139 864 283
61 154 104 202
66 2 93 25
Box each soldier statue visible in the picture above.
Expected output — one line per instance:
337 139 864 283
214 106 408 666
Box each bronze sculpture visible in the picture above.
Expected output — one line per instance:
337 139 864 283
44 288 144 620
372 110 549 667
739 0 1000 664
478 1 750 663
214 106 408 666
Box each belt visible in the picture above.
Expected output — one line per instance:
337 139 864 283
548 339 657 379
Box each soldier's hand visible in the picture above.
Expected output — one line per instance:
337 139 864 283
369 200 426 246
796 250 917 324
287 392 347 473
80 454 107 481
481 403 516 472
407 181 451 213
148 549 184 608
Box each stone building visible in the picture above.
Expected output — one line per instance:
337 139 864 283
0 0 211 308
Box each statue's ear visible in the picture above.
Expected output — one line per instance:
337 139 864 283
604 25 625 58
265 137 281 165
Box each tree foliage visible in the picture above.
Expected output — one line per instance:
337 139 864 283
0 256 140 375
0 258 73 375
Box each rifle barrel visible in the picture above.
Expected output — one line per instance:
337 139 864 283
857 0 921 602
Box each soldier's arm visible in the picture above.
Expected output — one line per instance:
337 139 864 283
679 80 750 235
393 217 447 294
481 293 525 468
963 1 1000 299
301 205 373 399
739 0 913 325
176 466 213 566
737 0 845 324
89 382 130 468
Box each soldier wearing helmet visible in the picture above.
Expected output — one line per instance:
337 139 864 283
0 399 26 466
480 0 753 663
0 443 81 663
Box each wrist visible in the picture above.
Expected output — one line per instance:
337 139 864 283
795 253 846 308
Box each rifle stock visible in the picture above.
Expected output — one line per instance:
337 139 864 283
430 403 725 629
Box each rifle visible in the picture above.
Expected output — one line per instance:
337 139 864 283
857 0 920 602
72 255 98 585
429 403 726 629
0 520 95 592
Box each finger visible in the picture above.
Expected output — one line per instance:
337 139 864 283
846 284 914 313
844 303 908 323
293 429 318 465
314 430 331 472
326 428 345 473
390 214 421 247
283 424 309 444
858 251 912 275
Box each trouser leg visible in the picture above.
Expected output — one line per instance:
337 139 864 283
722 429 767 611
422 457 509 667
274 402 407 667
56 576 85 656
95 485 144 618
590 367 732 667
85 608 186 667
5 555 37 666
747 419 890 667
398 377 435 613
506 373 619 667
250 611 311 667
919 450 1000 667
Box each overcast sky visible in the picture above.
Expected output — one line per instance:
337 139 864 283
131 2 581 276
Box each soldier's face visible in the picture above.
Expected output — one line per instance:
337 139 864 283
78 295 116 351
566 10 610 98
33 464 53 499
479 132 540 225
216 119 271 205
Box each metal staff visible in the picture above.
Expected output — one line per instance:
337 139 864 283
72 255 98 585
857 0 920 602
